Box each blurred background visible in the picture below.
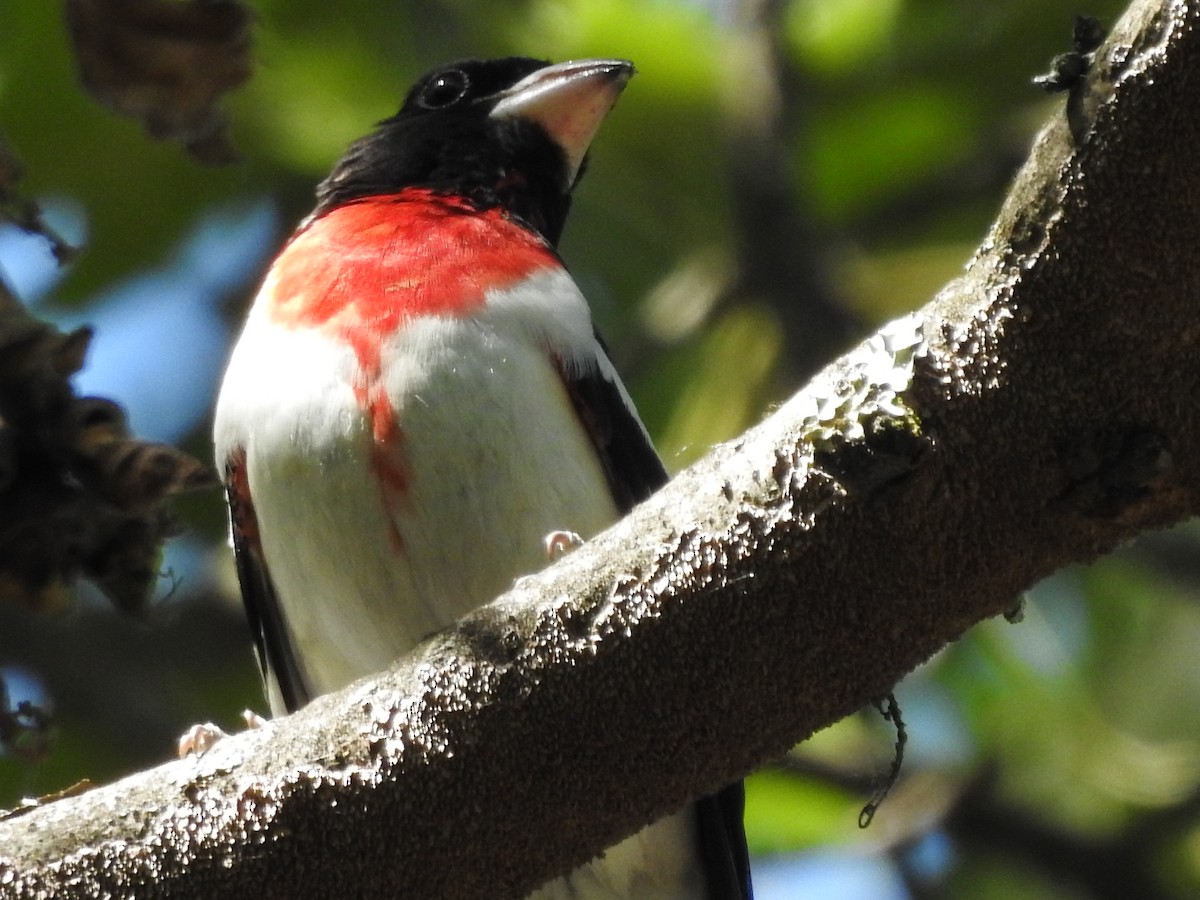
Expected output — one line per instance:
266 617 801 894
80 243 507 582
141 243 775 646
9 0 1200 896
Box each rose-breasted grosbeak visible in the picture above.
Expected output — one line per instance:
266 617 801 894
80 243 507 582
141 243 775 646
214 57 751 898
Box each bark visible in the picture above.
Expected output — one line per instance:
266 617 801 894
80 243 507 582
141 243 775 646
2 0 1199 896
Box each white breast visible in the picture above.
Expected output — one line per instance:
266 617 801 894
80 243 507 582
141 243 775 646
216 269 626 696
214 267 699 899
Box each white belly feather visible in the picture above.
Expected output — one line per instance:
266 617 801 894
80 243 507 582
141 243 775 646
214 269 700 899
218 322 616 694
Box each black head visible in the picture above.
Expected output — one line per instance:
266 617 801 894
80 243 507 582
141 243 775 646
312 57 633 246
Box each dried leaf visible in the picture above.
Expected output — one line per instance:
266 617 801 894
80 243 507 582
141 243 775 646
64 0 254 164
0 290 218 613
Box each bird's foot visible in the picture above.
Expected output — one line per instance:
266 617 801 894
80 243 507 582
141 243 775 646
544 530 584 559
178 709 267 758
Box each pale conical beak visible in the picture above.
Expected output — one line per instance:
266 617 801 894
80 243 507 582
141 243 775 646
490 58 634 186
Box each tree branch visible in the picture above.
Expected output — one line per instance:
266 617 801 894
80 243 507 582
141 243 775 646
2 0 1198 896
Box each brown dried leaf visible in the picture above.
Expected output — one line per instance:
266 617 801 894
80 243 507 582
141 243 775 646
64 0 254 165
0 292 218 613
84 512 172 613
74 436 215 510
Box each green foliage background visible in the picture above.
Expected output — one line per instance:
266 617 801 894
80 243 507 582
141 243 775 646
8 0 1200 896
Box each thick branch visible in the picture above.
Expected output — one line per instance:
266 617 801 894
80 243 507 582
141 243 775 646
2 0 1199 896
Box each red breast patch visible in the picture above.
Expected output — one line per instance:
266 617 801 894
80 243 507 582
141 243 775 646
266 188 560 380
266 189 559 330
261 189 560 539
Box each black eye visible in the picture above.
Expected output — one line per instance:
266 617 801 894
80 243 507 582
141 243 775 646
419 69 469 109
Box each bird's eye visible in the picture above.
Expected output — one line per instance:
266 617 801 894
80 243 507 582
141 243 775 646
419 70 469 109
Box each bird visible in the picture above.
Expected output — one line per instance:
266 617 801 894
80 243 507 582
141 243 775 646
213 56 752 898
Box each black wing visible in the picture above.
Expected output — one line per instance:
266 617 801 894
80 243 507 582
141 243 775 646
562 337 754 899
225 449 311 714
696 783 754 899
561 333 670 510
